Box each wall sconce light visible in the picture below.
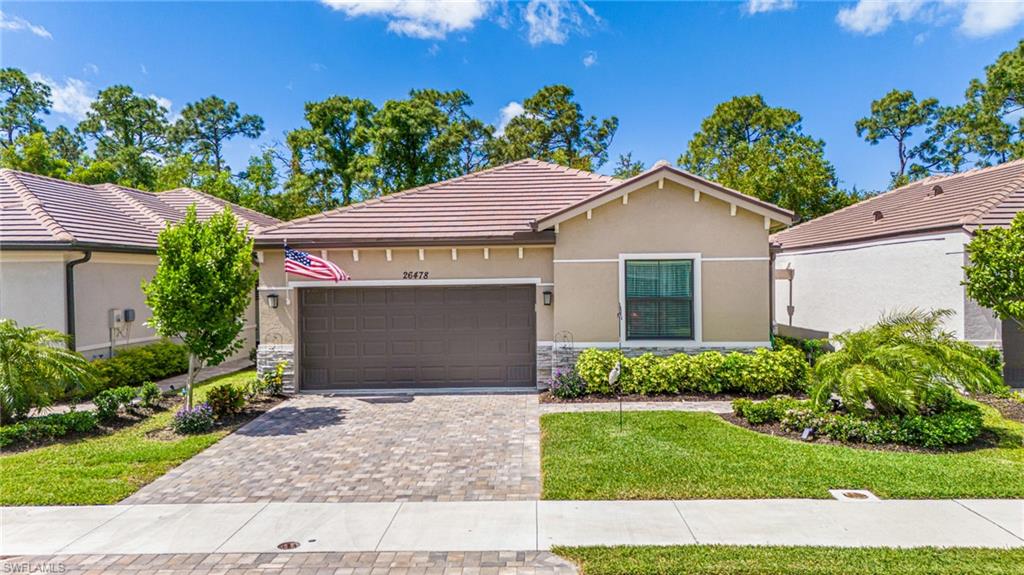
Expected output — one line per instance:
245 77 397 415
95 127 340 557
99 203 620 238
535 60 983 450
267 293 279 309
543 290 553 306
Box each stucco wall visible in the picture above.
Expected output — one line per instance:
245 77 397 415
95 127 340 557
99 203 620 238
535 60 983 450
257 246 556 347
552 179 772 346
774 232 969 339
0 252 66 332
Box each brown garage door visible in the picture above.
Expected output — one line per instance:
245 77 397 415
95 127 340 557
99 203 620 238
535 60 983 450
299 285 536 390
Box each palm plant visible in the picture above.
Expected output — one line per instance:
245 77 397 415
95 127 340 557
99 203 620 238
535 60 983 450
811 309 1003 417
0 319 97 422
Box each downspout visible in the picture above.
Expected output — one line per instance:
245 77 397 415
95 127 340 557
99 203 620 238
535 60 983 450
65 250 92 351
768 242 779 346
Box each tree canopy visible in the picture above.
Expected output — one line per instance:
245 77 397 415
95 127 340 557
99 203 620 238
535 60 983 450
680 94 853 220
964 212 1024 331
0 68 51 147
169 95 264 173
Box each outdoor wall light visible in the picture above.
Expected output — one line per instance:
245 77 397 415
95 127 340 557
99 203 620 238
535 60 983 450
543 290 553 306
267 293 279 309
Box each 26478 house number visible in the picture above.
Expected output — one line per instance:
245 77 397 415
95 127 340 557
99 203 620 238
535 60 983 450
402 271 430 279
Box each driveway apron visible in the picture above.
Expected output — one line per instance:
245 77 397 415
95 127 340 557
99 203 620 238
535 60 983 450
122 393 541 504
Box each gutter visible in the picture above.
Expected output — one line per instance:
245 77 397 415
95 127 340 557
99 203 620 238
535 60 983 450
65 251 92 350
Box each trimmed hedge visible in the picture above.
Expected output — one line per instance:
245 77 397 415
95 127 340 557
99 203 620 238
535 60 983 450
89 341 188 395
0 410 98 448
574 346 809 396
779 401 984 448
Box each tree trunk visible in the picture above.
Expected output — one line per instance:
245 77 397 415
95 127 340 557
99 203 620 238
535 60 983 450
186 353 196 409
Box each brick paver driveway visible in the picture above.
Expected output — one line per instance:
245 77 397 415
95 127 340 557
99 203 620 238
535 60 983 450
123 393 540 504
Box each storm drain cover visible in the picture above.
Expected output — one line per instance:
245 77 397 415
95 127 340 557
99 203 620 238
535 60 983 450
277 541 301 550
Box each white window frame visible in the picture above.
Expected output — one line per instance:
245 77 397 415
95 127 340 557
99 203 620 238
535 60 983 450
618 252 702 347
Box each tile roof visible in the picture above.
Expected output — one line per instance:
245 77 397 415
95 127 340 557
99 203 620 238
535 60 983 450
256 159 620 247
0 169 280 251
772 159 1024 250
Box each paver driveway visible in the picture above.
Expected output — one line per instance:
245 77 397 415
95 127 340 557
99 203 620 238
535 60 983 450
123 393 540 504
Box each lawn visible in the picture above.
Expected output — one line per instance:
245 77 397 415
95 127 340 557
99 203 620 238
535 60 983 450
0 370 256 506
541 407 1024 500
555 546 1024 575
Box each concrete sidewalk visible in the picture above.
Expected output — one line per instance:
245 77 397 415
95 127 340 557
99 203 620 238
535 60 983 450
3 499 1021 555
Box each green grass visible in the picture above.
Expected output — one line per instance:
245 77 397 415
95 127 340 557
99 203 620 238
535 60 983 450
0 370 256 506
541 407 1024 500
555 546 1024 575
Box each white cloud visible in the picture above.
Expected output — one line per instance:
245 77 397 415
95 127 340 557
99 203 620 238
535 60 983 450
140 64 148 75
149 94 173 112
522 0 599 45
310 62 328 72
960 0 1024 37
0 11 52 39
29 74 93 120
83 63 100 75
321 0 489 39
836 0 924 35
495 101 525 136
582 50 597 67
745 0 796 15
836 0 1024 38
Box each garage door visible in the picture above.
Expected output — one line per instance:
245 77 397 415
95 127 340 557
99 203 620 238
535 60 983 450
299 285 536 390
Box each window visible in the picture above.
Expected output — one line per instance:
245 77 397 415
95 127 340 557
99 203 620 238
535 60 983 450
625 259 694 340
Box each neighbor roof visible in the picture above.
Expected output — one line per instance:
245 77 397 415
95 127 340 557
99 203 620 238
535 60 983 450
772 159 1024 251
0 169 280 252
256 159 794 248
256 159 619 247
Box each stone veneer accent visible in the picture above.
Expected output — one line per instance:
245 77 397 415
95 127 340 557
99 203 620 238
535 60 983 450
256 343 296 393
536 341 554 389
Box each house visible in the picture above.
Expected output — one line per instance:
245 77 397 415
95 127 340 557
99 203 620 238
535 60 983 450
0 169 280 360
254 159 795 392
771 159 1024 386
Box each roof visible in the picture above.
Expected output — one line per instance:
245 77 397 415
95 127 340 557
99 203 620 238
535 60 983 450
772 159 1024 251
0 169 280 252
256 159 794 248
256 159 619 247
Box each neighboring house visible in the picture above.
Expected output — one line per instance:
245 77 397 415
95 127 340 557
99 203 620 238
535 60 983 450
0 169 280 360
254 159 795 392
772 159 1024 386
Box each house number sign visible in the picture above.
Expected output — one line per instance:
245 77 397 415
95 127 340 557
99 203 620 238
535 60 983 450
402 271 430 279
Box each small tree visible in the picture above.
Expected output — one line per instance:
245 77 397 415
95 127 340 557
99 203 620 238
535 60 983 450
144 205 257 408
964 212 1024 331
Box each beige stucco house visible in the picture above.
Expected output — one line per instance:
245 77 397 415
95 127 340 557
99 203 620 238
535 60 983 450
0 169 280 360
254 159 794 392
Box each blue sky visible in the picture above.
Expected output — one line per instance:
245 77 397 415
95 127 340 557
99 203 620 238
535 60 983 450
2 1 1022 192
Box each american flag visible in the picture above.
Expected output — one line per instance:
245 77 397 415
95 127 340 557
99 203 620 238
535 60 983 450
284 247 350 282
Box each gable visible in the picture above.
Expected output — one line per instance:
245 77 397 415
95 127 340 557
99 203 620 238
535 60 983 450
553 178 771 259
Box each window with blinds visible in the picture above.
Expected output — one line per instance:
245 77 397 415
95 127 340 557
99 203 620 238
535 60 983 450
625 260 694 340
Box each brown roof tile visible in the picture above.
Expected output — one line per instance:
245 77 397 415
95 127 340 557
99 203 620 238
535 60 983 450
256 159 619 247
0 169 280 251
772 159 1024 250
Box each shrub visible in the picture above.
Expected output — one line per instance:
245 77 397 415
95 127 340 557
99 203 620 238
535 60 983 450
0 319 98 422
139 381 161 408
812 309 1002 417
172 403 214 434
550 369 588 399
576 349 625 395
979 347 1003 372
205 384 245 418
263 361 288 395
733 395 807 425
0 410 99 448
573 347 810 397
780 399 984 448
774 335 830 365
90 341 188 395
92 386 137 420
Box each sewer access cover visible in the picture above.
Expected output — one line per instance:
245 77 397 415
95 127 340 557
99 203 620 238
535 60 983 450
277 541 301 550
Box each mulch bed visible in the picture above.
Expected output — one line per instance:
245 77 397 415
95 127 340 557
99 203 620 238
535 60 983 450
720 412 1005 454
144 395 283 442
972 393 1024 424
539 391 807 404
2 395 284 453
